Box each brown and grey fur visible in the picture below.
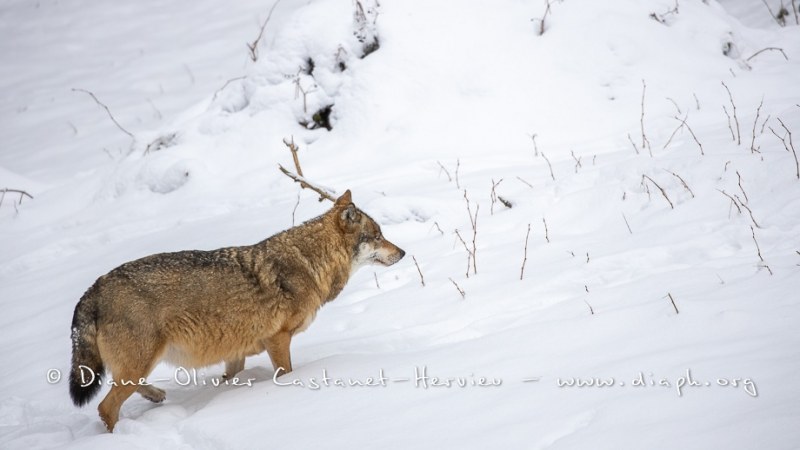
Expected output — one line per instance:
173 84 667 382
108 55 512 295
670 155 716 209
69 191 404 431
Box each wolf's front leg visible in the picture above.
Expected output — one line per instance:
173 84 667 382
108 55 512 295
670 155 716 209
222 358 245 379
265 332 292 376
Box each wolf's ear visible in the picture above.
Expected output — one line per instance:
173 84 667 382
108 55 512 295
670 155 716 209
334 189 352 208
340 204 359 225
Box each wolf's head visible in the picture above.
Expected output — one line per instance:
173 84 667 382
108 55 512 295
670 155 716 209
333 190 405 270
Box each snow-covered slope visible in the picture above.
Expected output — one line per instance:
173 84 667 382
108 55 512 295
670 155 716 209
2 0 799 448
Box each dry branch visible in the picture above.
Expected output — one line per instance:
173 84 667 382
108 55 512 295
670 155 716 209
666 170 695 198
641 175 674 209
665 293 680 314
464 190 479 275
211 76 247 102
449 277 466 299
622 213 633 234
627 133 640 155
71 88 134 140
412 255 426 287
247 0 282 62
751 98 764 153
0 188 33 208
717 189 742 215
746 47 788 62
516 176 534 189
721 81 741 145
454 229 472 278
520 223 531 280
541 152 556 181
662 118 685 150
437 161 452 182
672 114 704 155
736 171 749 203
776 118 799 179
640 80 652 156
279 137 337 202
542 217 550 243
750 225 773 275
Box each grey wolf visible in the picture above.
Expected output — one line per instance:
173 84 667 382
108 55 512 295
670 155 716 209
69 190 404 431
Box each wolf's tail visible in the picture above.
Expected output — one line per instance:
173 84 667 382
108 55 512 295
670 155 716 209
69 287 105 406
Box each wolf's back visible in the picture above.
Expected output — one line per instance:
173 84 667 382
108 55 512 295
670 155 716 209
69 285 105 407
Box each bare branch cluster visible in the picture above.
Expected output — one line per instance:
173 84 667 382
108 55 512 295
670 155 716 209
278 137 337 202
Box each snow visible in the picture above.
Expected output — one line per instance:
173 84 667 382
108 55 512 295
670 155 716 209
2 0 799 448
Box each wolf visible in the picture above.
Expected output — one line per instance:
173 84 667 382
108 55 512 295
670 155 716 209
69 190 404 431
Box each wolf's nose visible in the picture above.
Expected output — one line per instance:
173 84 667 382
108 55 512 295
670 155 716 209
398 249 406 260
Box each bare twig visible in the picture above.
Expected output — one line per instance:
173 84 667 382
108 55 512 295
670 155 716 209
693 93 701 110
650 0 679 23
721 81 741 145
279 137 336 202
777 118 799 179
640 80 652 156
570 150 582 173
622 213 633 234
490 179 503 215
247 0 282 62
412 256 426 287
584 299 595 315
455 159 461 190
516 176 534 189
529 133 540 157
449 278 466 299
672 114 704 155
746 47 789 62
627 133 640 155
641 175 674 209
541 152 555 181
751 98 764 153
665 293 680 314
0 188 34 208
437 161 452 182
736 196 762 228
722 105 735 142
760 0 788 26
736 171 749 203
534 0 554 36
663 117 685 150
717 189 742 215
666 170 695 198
464 190 479 275
431 221 445 236
374 272 380 289
750 225 773 275
666 97 682 115
71 88 134 140
542 217 550 243
212 76 247 102
293 75 317 114
454 229 472 278
520 223 531 280
279 165 337 202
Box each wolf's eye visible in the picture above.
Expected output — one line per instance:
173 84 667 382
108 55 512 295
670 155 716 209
375 235 383 242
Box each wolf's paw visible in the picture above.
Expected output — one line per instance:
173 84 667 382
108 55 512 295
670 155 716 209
137 385 166 403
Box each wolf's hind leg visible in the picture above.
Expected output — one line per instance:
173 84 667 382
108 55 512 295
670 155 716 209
265 332 292 376
137 384 166 403
223 358 245 379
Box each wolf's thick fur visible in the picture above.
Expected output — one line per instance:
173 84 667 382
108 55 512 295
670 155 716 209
69 191 404 431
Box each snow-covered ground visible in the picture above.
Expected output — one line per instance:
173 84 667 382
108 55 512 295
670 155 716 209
2 0 799 448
